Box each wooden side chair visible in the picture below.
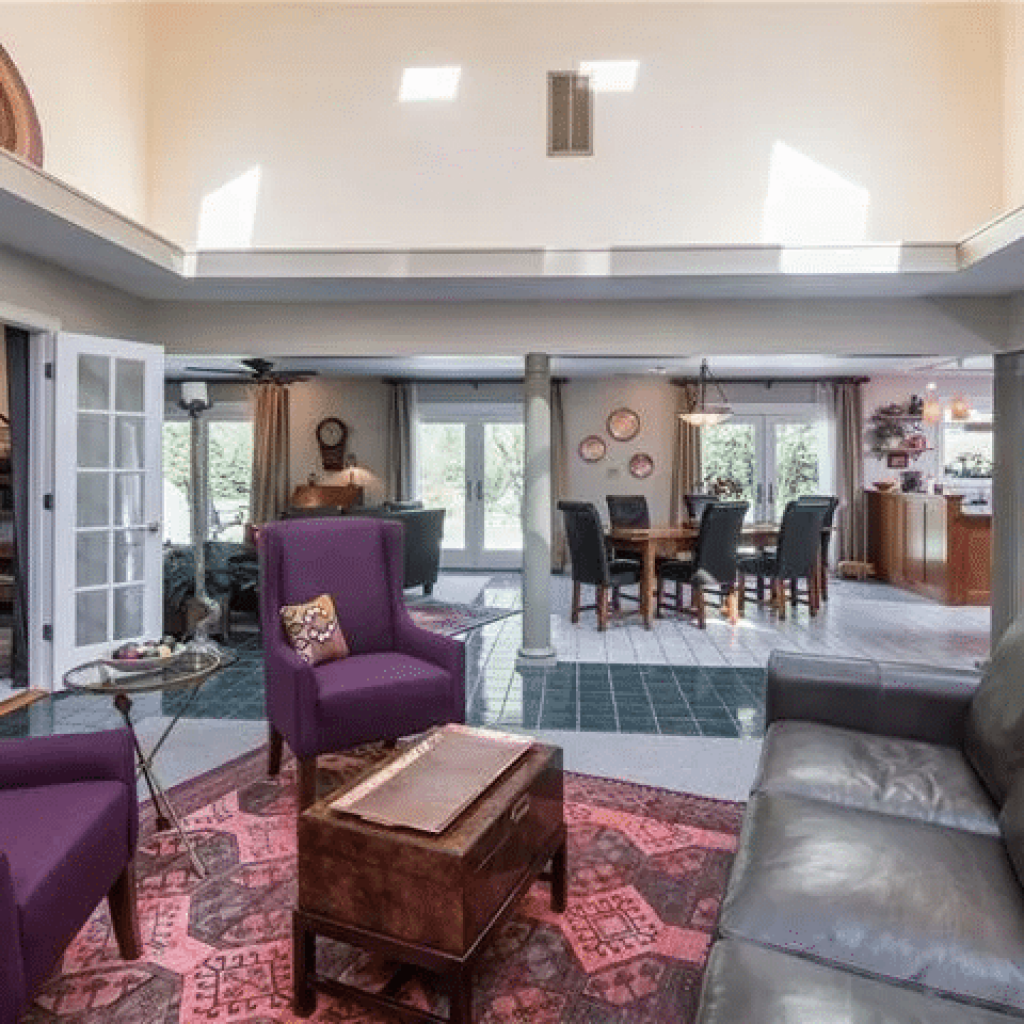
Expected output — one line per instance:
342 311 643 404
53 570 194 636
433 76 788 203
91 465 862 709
558 501 642 630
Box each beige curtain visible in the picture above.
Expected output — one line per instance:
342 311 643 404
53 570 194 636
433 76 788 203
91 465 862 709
250 380 291 525
385 380 417 501
551 379 569 571
670 381 702 524
832 379 867 563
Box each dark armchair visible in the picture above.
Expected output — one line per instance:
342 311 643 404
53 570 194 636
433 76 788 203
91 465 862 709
0 729 141 1024
260 518 465 809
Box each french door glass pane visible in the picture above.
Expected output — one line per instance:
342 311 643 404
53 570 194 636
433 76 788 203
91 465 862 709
419 422 466 550
77 414 109 467
484 422 524 551
114 358 145 413
75 591 107 647
775 421 826 514
76 532 109 588
701 422 757 511
78 355 109 410
208 420 254 540
113 586 145 640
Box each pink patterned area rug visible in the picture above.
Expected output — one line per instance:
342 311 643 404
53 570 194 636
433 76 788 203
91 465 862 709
405 599 519 636
24 745 743 1024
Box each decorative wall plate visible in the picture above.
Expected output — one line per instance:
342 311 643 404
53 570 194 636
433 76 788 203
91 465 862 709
629 453 654 479
0 45 43 167
607 408 640 442
578 435 607 463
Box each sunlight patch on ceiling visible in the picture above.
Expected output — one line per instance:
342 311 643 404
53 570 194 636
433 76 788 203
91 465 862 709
400 66 461 101
196 167 261 249
578 60 639 93
763 141 870 246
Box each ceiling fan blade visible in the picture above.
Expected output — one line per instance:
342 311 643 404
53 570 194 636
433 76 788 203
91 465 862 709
184 366 245 375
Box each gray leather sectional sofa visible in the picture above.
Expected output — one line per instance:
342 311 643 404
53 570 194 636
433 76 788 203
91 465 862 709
697 618 1024 1022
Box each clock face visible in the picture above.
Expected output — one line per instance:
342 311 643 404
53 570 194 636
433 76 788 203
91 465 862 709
317 418 346 448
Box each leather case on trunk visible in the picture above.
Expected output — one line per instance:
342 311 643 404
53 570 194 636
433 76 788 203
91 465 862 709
298 743 564 956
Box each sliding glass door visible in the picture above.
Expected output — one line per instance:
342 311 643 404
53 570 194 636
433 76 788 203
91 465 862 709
417 404 524 569
702 413 830 521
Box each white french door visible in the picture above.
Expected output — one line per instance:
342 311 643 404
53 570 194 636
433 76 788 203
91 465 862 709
52 334 164 684
702 413 831 521
417 404 524 570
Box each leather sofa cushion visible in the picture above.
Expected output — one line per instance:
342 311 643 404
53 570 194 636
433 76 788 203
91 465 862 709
754 721 999 835
0 781 132 991
965 614 1024 806
697 939 1023 1024
998 771 1024 890
719 793 1024 1013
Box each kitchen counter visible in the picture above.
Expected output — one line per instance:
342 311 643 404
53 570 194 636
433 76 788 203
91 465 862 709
867 491 990 605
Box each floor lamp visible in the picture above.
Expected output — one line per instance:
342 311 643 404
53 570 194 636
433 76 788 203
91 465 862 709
179 382 220 641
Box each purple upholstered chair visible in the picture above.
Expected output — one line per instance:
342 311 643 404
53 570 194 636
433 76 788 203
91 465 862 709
0 729 141 1024
260 518 466 809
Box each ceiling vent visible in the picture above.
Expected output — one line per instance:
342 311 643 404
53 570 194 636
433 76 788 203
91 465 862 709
548 72 592 157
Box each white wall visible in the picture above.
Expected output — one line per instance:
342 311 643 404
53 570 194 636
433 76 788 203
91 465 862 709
1004 3 1024 211
3 4 149 222
288 376 390 503
563 376 679 522
145 3 1003 249
0 247 148 338
862 373 993 485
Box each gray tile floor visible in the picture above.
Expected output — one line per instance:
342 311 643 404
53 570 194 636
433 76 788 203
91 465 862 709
0 571 990 799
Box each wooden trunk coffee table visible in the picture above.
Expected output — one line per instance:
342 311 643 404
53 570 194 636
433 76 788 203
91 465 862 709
293 740 566 1023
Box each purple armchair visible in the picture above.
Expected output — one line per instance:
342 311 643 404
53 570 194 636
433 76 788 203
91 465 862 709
0 729 141 1024
260 518 465 808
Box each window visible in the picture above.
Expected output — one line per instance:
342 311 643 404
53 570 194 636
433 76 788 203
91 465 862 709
162 406 253 545
942 412 992 481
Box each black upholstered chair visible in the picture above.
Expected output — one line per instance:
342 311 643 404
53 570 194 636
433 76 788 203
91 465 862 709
797 494 840 601
558 500 641 630
657 501 748 627
684 493 717 523
606 494 650 529
738 499 831 619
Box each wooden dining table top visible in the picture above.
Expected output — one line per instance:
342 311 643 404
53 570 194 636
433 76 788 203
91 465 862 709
606 521 781 543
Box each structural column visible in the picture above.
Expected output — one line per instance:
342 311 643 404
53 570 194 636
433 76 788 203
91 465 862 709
992 351 1024 647
519 353 556 662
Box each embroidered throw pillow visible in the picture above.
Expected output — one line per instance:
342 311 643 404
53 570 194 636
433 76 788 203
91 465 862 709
279 593 349 666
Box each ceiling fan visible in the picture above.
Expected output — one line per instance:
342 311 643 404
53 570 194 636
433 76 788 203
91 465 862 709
182 357 317 384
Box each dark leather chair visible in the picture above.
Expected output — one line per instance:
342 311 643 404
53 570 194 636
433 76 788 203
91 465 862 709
657 501 748 627
260 517 465 809
558 500 641 630
685 493 717 523
0 730 141 1024
359 507 446 594
797 494 839 601
737 499 830 619
606 494 650 529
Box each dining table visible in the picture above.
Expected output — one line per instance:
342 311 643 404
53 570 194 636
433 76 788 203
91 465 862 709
606 521 783 628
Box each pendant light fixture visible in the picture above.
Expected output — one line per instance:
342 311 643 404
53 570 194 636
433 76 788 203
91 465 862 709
950 394 972 421
680 359 733 427
921 382 942 425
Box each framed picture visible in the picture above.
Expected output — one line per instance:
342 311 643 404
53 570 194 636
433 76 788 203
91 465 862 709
887 451 910 469
607 408 641 442
578 435 607 463
629 453 655 479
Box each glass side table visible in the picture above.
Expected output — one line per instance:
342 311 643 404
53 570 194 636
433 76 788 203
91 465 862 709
63 648 237 877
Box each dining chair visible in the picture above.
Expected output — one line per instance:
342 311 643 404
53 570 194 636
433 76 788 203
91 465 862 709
606 494 650 529
558 500 642 630
656 501 749 627
260 517 466 809
684 493 717 523
797 494 840 601
737 499 831 619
